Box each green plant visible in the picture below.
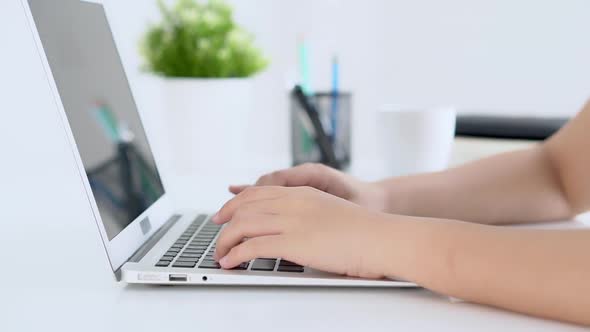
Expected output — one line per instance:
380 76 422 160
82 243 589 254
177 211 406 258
140 0 268 78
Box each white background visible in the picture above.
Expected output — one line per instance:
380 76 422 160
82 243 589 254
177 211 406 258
2 0 590 162
104 0 590 163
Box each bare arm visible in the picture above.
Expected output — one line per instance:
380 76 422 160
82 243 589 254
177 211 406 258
383 216 590 325
377 102 590 225
377 146 574 224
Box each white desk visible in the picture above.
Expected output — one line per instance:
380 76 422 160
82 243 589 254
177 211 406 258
1 138 588 332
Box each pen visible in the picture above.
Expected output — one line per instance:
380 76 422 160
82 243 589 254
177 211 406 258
299 35 312 96
298 36 314 153
331 56 339 143
91 103 120 143
293 85 340 169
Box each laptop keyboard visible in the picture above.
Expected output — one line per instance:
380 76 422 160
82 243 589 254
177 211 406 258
155 215 304 273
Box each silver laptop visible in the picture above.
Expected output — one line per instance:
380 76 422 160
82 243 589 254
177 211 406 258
23 0 414 287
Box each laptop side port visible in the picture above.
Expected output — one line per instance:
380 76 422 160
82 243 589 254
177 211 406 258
169 274 188 282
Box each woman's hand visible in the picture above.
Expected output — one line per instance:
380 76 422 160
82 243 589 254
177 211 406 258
229 163 388 212
212 186 396 279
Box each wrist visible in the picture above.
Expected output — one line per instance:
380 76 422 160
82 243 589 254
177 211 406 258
364 213 411 279
367 213 421 280
373 178 412 215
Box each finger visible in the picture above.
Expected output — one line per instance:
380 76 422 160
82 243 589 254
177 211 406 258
219 235 287 269
214 212 285 260
255 163 332 190
212 186 286 224
229 185 250 195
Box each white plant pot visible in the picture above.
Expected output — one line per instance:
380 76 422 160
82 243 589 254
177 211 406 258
161 78 253 174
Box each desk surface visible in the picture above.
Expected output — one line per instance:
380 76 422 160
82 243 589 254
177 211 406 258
1 139 588 332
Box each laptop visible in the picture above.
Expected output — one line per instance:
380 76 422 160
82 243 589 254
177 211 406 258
22 0 414 287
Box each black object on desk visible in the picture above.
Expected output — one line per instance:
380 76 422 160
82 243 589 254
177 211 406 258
292 85 341 169
455 115 568 141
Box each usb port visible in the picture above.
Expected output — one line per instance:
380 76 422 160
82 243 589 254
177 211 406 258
169 274 188 282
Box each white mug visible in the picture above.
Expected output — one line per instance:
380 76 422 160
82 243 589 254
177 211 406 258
375 105 456 177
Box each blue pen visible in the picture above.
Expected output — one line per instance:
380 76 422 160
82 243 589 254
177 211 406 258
331 56 340 143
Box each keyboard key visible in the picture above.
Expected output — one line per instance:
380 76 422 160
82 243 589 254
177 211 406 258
193 236 213 240
196 234 216 238
186 244 208 250
251 259 276 271
277 265 304 273
183 249 205 254
181 250 203 256
167 248 180 253
180 253 202 258
191 244 212 249
231 262 249 270
192 214 208 224
192 238 212 243
181 250 203 255
165 250 179 256
199 261 221 269
156 260 170 267
173 261 196 268
202 225 218 229
186 245 208 249
279 260 300 267
176 257 199 262
191 241 212 246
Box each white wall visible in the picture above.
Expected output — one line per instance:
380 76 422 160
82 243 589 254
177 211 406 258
104 0 590 163
3 0 590 164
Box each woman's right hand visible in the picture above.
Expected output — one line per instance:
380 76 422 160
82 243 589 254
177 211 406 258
229 163 388 212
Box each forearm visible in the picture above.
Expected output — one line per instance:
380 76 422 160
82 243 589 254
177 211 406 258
375 146 574 225
381 216 590 325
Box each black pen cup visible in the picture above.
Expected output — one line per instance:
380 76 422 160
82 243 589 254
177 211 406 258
290 91 351 170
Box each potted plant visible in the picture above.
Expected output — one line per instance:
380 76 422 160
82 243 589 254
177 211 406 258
140 0 268 173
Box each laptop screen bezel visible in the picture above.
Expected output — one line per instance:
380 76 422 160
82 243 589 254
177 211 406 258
21 0 174 273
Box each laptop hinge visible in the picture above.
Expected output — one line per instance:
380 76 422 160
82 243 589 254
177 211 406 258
114 214 182 281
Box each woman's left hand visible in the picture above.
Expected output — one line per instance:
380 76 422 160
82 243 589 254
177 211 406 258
212 186 395 279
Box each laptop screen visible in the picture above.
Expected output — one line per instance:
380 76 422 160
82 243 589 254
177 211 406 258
29 0 165 240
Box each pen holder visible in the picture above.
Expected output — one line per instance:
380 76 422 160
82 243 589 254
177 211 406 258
290 91 351 170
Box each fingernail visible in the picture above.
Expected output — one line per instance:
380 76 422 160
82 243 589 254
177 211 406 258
219 256 229 268
211 212 220 224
